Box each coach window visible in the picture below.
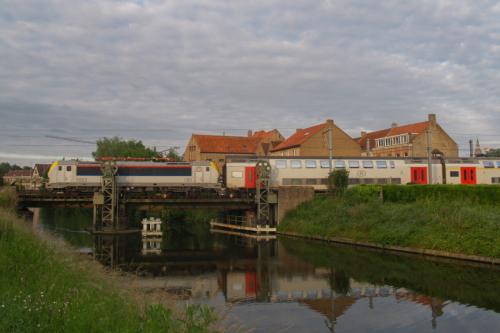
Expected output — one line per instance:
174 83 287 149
231 171 243 178
58 166 62 171
348 160 360 168
389 161 396 168
450 171 459 177
335 160 346 169
66 166 72 172
362 160 374 168
483 161 494 168
320 160 330 168
290 160 302 169
496 161 500 168
275 160 287 169
305 160 317 168
376 161 387 168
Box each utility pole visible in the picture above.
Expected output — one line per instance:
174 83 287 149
426 128 432 184
469 139 473 157
328 126 333 172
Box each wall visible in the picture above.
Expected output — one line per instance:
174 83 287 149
412 124 459 158
277 186 315 224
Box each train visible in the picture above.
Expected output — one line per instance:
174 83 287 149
47 156 500 193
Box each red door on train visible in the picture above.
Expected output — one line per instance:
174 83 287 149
245 166 256 189
410 167 427 184
460 167 477 185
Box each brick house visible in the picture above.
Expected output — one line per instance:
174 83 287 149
357 114 458 158
32 163 51 189
2 169 33 188
269 119 361 157
183 129 284 168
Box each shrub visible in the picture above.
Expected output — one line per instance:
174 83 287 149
328 169 349 196
344 185 382 204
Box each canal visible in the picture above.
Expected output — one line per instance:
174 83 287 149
32 207 500 333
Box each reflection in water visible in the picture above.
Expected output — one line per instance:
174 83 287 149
35 208 500 333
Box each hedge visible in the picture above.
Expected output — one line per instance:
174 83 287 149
345 184 500 205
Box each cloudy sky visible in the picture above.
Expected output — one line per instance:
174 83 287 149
1 0 500 164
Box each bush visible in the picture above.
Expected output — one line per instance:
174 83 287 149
344 185 382 204
327 169 349 196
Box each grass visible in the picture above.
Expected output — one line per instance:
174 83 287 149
0 207 218 333
279 187 500 258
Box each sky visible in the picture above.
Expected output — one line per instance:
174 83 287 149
1 0 500 165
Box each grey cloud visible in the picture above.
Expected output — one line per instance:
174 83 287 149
1 0 500 163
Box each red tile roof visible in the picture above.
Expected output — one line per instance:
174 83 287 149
271 123 326 152
193 134 261 154
4 169 32 178
358 121 430 149
252 130 278 139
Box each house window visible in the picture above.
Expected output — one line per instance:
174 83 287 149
348 160 360 168
376 161 387 168
305 160 317 168
66 166 72 172
320 160 330 168
290 160 302 169
275 160 287 169
362 160 374 168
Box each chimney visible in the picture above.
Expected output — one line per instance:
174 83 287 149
360 131 367 137
247 130 252 137
326 119 334 126
391 122 398 128
428 113 437 125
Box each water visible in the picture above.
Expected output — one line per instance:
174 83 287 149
32 208 500 333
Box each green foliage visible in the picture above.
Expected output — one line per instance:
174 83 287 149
0 187 17 211
165 148 182 162
343 185 382 204
92 136 160 159
279 192 500 258
0 210 218 333
485 148 500 157
327 169 349 196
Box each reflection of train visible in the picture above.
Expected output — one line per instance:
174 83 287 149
47 157 500 192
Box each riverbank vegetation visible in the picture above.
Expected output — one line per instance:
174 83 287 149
279 185 500 258
0 207 218 333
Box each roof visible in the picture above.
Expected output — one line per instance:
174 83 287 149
4 169 32 178
252 130 278 139
192 134 261 154
271 123 326 152
358 121 430 149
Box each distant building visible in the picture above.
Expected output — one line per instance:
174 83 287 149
32 164 51 189
2 169 33 188
474 138 482 157
269 119 361 157
183 129 284 168
357 114 458 158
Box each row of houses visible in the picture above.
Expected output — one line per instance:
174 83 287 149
183 114 459 168
2 164 51 189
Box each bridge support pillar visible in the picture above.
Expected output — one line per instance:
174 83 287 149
276 186 315 224
93 161 121 231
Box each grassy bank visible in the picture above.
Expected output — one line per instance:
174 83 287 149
279 185 500 258
0 207 217 333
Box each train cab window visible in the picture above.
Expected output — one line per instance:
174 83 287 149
483 161 494 168
348 160 360 168
334 160 346 169
389 161 396 168
290 160 302 169
275 160 287 169
58 166 62 171
305 160 317 168
376 161 387 169
66 166 72 172
362 160 374 168
450 171 459 177
320 160 330 168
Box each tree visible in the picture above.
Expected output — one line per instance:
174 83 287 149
327 169 350 196
92 137 160 159
165 148 182 162
485 149 500 157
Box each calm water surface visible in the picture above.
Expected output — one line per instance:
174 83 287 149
32 208 500 333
